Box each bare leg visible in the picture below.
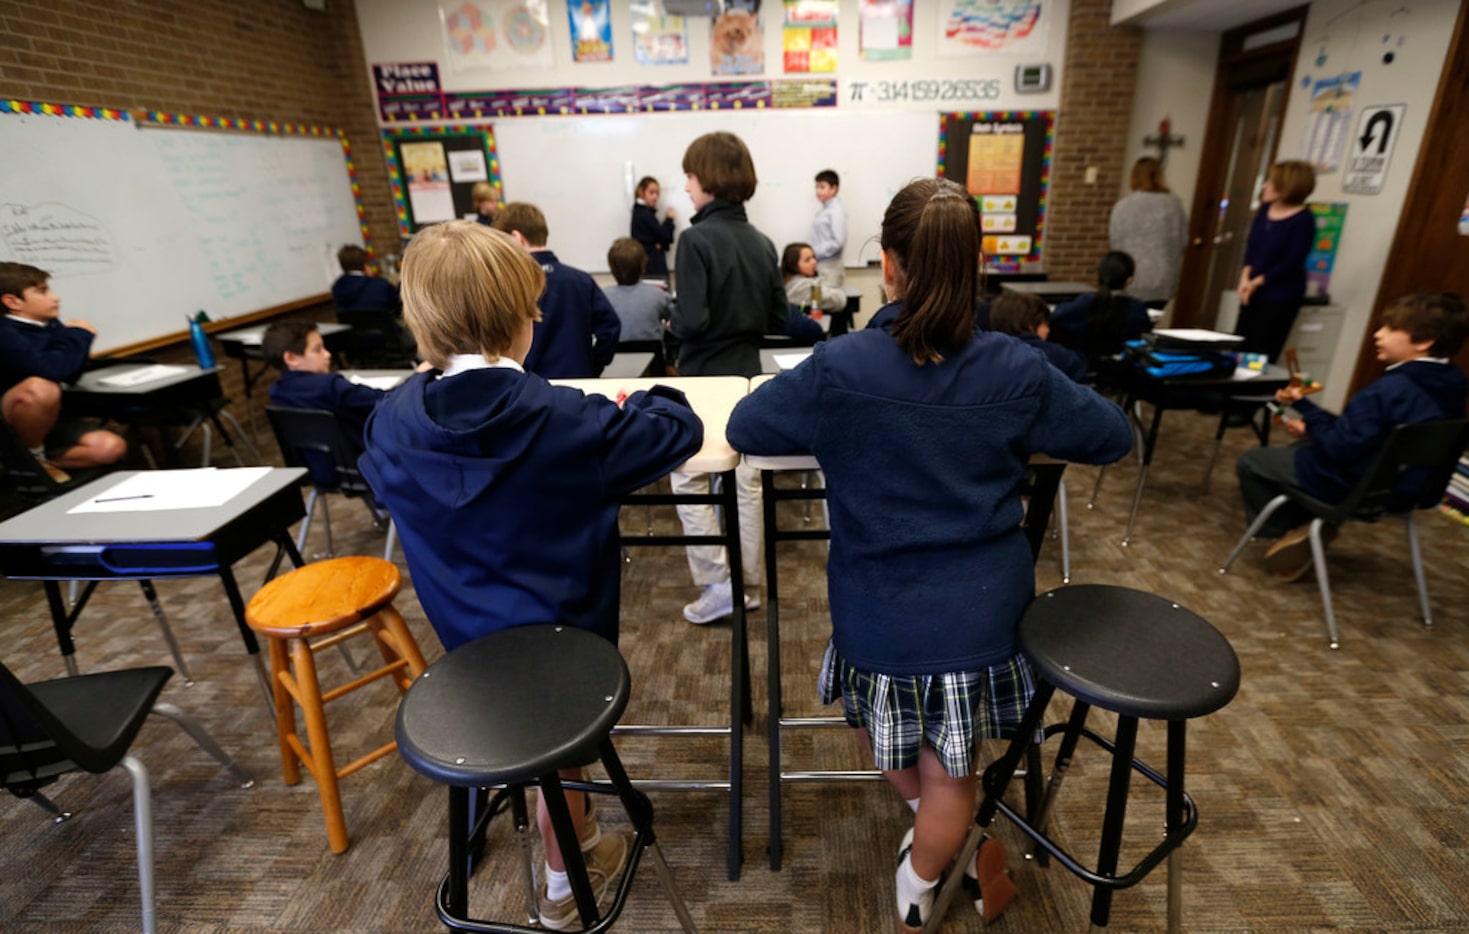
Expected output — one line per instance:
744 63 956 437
907 746 977 881
52 428 127 469
536 768 588 872
1 377 62 449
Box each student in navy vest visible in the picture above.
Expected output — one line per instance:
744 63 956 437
331 244 401 315
0 262 126 484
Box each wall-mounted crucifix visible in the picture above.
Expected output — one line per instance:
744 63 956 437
1144 116 1185 168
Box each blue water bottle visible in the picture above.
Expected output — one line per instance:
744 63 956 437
188 312 216 369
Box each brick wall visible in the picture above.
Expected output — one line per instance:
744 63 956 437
0 0 395 266
1046 0 1143 281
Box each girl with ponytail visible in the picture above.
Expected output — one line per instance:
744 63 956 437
1050 250 1154 370
727 177 1133 932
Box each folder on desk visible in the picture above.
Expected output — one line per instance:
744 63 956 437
95 364 191 387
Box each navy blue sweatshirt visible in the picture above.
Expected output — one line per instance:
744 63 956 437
1292 360 1468 505
360 369 702 651
0 317 93 393
524 250 621 379
727 308 1133 674
331 273 400 314
1242 207 1315 304
631 202 675 278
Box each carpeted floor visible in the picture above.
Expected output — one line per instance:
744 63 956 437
2 375 1467 933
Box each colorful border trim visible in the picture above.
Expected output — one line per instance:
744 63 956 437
938 110 1054 270
381 123 502 240
1 98 372 257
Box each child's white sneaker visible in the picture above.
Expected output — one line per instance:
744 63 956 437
683 581 734 624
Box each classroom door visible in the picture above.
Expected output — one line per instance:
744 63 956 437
1174 9 1305 330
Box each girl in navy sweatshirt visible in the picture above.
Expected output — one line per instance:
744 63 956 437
728 178 1133 931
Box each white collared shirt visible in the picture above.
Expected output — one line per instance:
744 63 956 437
1386 356 1449 371
5 314 46 328
438 353 524 379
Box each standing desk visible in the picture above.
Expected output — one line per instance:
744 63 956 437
744 374 1064 869
0 468 308 708
551 375 752 880
66 364 257 466
1102 364 1290 545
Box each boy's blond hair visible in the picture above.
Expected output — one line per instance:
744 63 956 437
400 221 544 369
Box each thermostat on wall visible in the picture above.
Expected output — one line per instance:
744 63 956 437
1015 64 1052 93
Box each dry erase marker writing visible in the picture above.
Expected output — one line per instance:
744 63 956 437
94 494 155 503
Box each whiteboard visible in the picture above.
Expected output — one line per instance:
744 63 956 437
0 113 364 352
491 109 941 274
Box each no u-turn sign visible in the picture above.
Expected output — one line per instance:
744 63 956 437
1342 104 1405 195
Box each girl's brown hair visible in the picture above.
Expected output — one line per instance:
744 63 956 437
399 221 544 369
1268 160 1316 205
881 178 983 365
780 242 813 280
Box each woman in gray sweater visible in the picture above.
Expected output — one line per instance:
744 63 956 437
1109 157 1187 307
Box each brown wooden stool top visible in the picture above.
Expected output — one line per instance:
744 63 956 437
246 556 402 638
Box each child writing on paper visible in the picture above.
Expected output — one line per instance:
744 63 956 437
0 261 126 484
727 177 1133 932
262 320 390 451
989 290 1088 383
1235 291 1469 581
495 202 622 379
359 220 702 931
668 130 788 624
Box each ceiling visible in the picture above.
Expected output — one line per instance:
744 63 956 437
1114 0 1307 31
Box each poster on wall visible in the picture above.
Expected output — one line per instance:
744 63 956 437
1305 202 1347 299
783 0 838 73
938 0 1048 57
1302 72 1360 174
631 2 689 65
568 0 613 63
711 3 766 76
439 0 554 72
860 0 913 60
940 111 1053 265
1341 104 1404 195
401 141 456 224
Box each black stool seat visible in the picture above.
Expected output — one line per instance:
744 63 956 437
397 626 629 785
925 585 1240 934
395 625 696 934
1022 585 1240 720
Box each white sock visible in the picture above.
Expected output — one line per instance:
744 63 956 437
29 446 45 459
545 865 571 902
906 797 921 814
896 850 938 917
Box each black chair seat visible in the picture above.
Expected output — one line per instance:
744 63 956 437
1020 585 1240 721
396 626 630 787
25 666 174 774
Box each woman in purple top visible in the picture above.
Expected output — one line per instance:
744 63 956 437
1237 160 1317 361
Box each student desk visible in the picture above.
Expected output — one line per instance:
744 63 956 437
0 468 308 708
759 348 813 374
550 375 752 880
1004 280 1095 303
744 375 1063 869
1105 363 1291 545
603 351 656 380
338 369 413 390
65 363 256 466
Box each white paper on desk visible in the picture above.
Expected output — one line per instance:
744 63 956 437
95 364 191 387
67 467 274 514
773 352 812 370
1153 328 1241 343
1231 367 1264 381
346 374 406 390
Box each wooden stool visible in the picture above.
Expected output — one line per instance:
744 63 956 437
245 555 428 853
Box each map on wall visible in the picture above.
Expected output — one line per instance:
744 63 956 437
937 0 1048 57
439 0 554 72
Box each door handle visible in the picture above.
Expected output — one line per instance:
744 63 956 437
1212 232 1234 245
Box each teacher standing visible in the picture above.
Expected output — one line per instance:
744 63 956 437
1237 160 1316 361
631 175 676 279
1109 157 1187 308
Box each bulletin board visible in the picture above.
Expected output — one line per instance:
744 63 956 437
382 123 503 239
938 111 1053 269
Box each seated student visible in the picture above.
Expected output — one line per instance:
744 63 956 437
495 202 622 379
331 245 401 315
1235 292 1469 581
262 320 387 451
777 243 840 345
603 237 671 342
1049 251 1154 366
0 261 126 483
359 220 702 930
471 180 498 227
988 290 1088 383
